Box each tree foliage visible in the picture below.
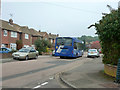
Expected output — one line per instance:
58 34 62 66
34 39 52 54
89 8 120 65
79 35 99 43
78 35 99 50
16 40 23 50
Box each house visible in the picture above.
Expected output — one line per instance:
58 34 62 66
1 19 59 50
1 19 22 50
48 33 59 48
29 29 42 45
39 31 49 40
20 26 32 48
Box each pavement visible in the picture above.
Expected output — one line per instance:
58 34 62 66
0 58 14 63
59 57 120 88
0 55 53 63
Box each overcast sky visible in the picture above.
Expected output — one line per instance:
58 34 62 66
1 0 119 37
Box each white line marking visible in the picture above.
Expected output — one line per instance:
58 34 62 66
33 85 41 89
49 77 54 80
41 82 48 86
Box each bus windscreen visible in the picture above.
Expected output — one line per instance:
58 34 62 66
57 38 72 46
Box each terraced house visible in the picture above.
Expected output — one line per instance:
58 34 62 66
0 19 59 50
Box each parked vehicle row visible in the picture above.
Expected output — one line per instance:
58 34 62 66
12 47 39 60
0 48 12 53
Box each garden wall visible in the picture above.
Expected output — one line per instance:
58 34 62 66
104 64 117 77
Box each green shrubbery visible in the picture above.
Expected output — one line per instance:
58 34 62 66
89 8 120 65
34 39 52 55
16 40 23 50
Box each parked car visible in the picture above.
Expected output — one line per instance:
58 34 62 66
87 49 100 58
52 50 55 56
98 49 102 54
0 48 12 53
81 50 84 55
12 47 39 60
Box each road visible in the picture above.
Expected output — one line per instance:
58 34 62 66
1 54 102 88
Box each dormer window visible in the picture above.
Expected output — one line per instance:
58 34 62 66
3 30 7 36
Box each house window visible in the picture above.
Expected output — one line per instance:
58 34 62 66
25 34 29 39
45 38 47 40
1 44 6 48
23 45 29 48
51 39 53 44
4 30 7 36
10 43 16 50
11 31 17 38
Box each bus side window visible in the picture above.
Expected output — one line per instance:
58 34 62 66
74 42 77 49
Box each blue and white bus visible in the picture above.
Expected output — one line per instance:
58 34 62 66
55 37 84 58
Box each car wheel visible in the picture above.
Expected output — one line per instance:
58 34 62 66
25 56 29 60
13 57 16 60
35 55 38 59
97 55 99 58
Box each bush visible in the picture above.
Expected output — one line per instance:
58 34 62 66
89 8 120 65
34 39 52 55
16 40 23 50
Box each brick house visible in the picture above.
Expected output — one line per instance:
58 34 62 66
1 19 22 50
1 19 59 50
39 31 49 40
20 26 32 48
48 33 59 48
29 29 42 45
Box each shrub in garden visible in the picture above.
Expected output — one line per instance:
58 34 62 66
88 7 120 65
34 39 52 55
16 40 23 50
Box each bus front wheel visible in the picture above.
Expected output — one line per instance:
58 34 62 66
60 56 65 59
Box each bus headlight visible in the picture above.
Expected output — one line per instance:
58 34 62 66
56 46 58 49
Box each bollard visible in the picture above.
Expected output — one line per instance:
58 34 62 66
115 58 120 84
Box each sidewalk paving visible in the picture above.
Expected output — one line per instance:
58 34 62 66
0 58 14 63
60 57 120 88
0 55 52 63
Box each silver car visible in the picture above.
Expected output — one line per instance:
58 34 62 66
87 49 100 58
12 47 39 60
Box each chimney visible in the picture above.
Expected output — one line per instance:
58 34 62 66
9 19 13 25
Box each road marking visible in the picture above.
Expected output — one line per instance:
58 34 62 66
49 77 54 80
41 82 48 86
33 81 48 89
33 85 41 89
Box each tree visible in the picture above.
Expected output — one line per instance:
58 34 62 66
16 40 23 50
90 41 101 49
34 39 52 55
78 35 99 50
88 6 120 65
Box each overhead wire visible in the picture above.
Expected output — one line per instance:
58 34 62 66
40 2 102 15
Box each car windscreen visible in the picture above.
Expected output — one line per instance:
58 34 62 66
57 38 72 46
7 48 11 51
19 48 29 52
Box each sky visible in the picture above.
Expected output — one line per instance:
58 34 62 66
1 0 119 37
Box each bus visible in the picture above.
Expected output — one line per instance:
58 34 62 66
55 37 84 58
